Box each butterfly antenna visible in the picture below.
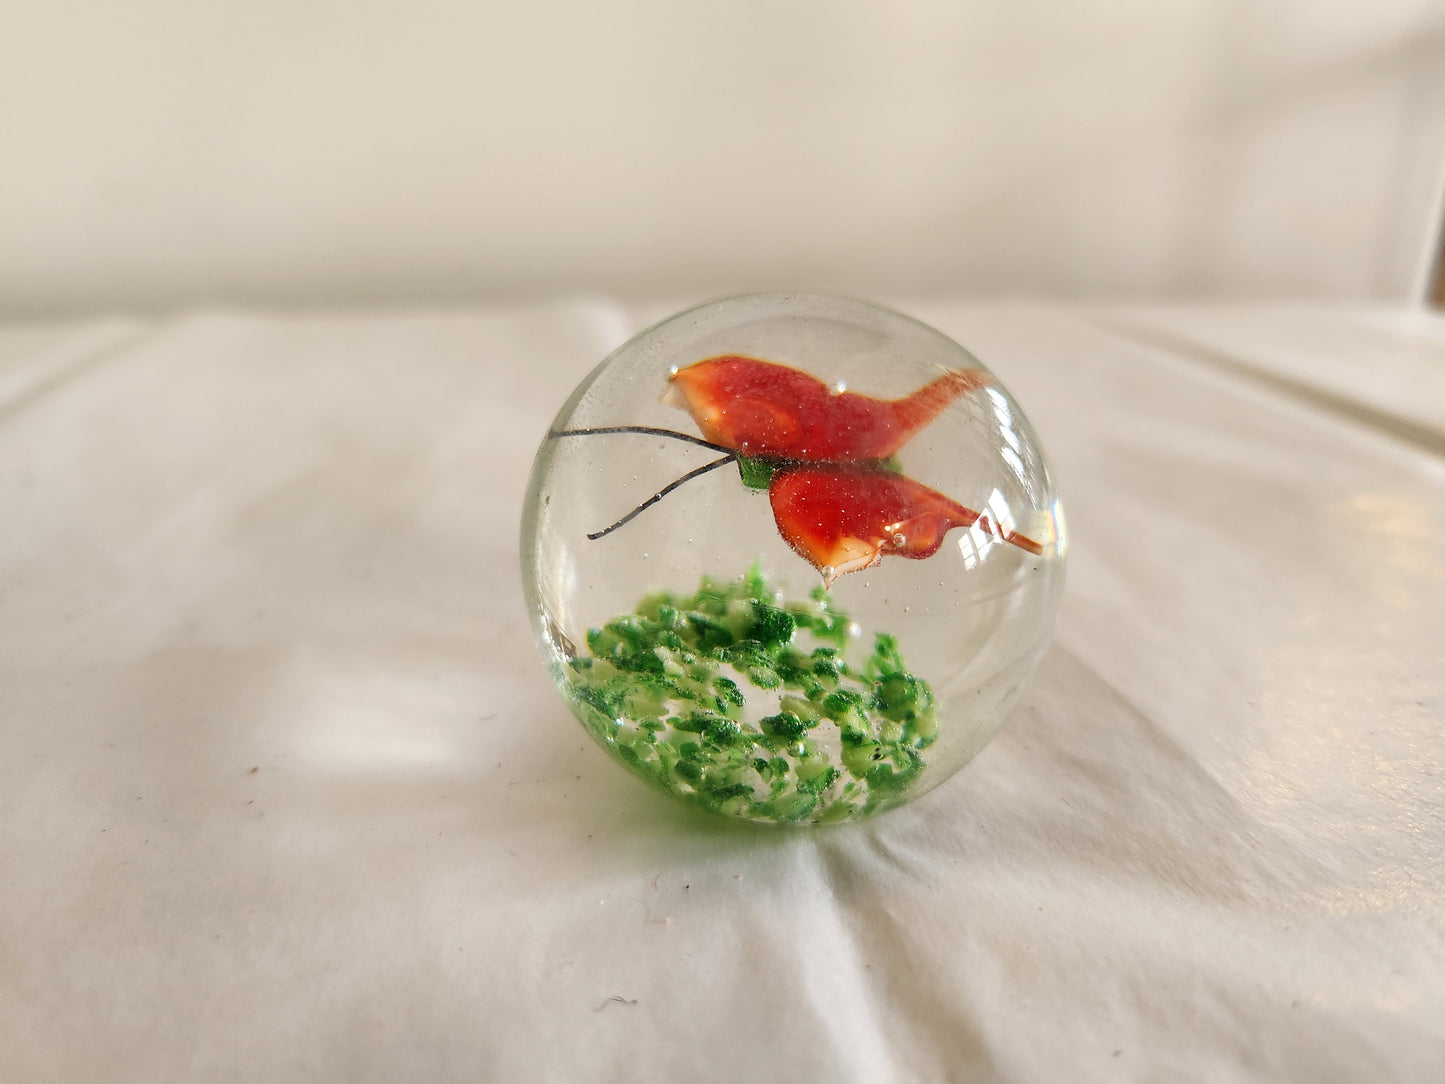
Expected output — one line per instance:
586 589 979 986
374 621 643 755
549 425 733 455
587 453 737 540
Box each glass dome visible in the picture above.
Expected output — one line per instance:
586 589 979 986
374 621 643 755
521 293 1066 825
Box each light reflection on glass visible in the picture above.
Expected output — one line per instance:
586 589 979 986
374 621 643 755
999 420 1022 454
958 527 989 570
1050 498 1068 555
959 487 1018 570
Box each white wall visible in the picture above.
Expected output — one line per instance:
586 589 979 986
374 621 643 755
2 0 1443 311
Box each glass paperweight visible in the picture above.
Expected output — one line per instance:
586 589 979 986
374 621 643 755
521 293 1066 825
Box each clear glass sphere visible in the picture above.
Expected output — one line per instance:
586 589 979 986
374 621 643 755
521 293 1066 825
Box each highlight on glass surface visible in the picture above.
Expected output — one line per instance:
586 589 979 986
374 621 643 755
521 292 1066 825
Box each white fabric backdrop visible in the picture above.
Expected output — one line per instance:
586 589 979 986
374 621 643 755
3 2 1445 310
1 301 1442 1080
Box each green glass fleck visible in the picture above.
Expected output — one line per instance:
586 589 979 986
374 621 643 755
735 455 777 491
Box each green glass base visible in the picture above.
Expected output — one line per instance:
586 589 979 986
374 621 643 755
561 567 937 825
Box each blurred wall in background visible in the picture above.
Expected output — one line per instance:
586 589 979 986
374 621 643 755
2 0 1444 312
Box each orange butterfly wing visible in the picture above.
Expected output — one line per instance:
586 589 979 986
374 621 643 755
768 467 1043 587
667 355 991 461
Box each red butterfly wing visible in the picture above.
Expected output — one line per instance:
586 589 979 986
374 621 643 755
768 466 1042 587
667 355 991 461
